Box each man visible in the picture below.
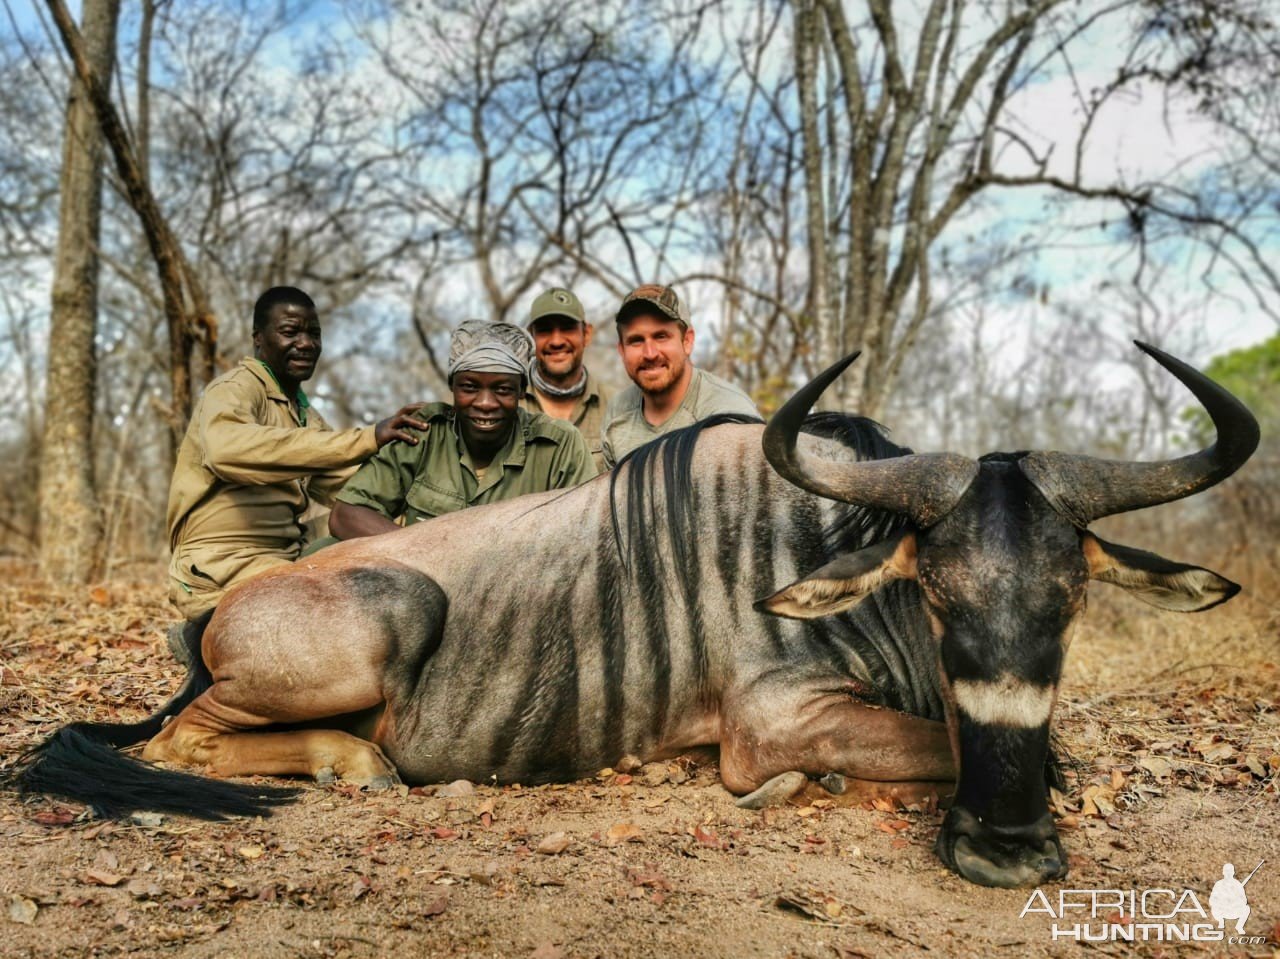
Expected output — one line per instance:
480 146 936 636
329 320 595 537
521 287 612 472
167 286 428 621
601 284 758 467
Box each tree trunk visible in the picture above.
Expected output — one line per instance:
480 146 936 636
47 0 218 466
794 0 837 410
38 0 120 584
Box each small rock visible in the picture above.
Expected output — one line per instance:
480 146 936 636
615 755 644 774
604 822 644 845
435 779 476 798
130 812 165 828
536 832 571 855
126 879 163 901
8 895 37 925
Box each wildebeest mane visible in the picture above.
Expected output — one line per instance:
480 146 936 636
605 412 942 720
608 411 911 576
799 412 914 554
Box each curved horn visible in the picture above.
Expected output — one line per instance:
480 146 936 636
763 351 978 527
1019 341 1260 527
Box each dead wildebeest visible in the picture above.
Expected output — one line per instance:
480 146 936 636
9 342 1258 887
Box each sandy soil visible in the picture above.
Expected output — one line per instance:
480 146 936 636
1 566 1277 958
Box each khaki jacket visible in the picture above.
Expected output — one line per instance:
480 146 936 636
521 370 612 472
167 359 377 617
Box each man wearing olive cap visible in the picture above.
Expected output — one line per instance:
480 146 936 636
521 287 613 472
602 284 758 468
329 320 596 538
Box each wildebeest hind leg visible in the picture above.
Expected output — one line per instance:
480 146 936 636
720 687 955 802
145 721 399 787
142 563 448 789
143 688 401 788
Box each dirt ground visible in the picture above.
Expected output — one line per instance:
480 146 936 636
1 561 1277 958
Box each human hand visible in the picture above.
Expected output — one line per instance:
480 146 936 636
374 403 430 447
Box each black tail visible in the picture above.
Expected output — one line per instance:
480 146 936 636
4 611 297 820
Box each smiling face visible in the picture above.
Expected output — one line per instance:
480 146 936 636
451 370 522 461
530 316 591 386
254 303 322 392
617 313 694 398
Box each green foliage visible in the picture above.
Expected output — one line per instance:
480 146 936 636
1184 333 1280 443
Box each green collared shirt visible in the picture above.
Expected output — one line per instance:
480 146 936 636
335 403 597 525
256 360 310 425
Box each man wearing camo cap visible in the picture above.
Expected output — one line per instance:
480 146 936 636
601 284 758 468
330 319 595 538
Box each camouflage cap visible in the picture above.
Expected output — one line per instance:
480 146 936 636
616 284 690 328
528 287 585 327
447 319 535 383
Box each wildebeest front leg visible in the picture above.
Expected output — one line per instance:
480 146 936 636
719 680 954 805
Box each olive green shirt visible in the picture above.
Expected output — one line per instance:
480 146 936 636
521 369 613 473
602 367 759 468
167 359 378 617
335 404 596 525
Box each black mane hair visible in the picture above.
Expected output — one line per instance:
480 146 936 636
609 411 911 578
606 412 945 720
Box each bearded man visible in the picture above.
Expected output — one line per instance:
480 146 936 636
601 284 757 468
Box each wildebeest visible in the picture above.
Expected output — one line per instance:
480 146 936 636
10 342 1258 888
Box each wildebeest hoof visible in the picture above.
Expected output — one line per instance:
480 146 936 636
315 766 337 784
818 772 846 795
736 770 807 809
363 773 401 791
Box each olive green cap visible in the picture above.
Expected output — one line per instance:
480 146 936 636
528 287 586 327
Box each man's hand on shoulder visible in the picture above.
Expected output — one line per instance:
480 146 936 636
375 403 431 447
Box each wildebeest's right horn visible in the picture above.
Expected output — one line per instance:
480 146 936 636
763 351 978 527
1019 341 1261 527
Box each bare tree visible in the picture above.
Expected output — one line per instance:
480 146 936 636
46 0 218 461
37 0 120 583
351 0 717 345
692 0 1280 417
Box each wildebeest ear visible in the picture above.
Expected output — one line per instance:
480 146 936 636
1081 532 1240 612
756 532 917 620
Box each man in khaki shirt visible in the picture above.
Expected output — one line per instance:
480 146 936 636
520 287 612 472
602 284 758 467
167 286 428 621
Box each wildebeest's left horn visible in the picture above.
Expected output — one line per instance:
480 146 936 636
763 351 978 527
1019 341 1261 527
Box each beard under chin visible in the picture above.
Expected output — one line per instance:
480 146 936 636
539 357 579 377
636 364 681 393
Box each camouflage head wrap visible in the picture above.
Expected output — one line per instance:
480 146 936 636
447 320 534 384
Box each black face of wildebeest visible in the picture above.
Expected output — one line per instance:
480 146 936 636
760 341 1258 887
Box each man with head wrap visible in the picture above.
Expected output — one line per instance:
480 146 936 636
329 321 596 539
